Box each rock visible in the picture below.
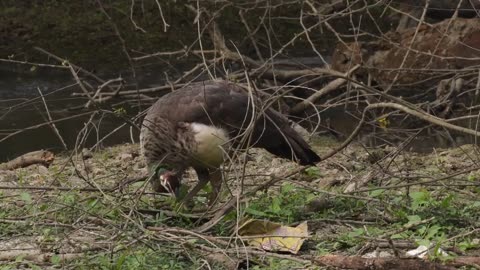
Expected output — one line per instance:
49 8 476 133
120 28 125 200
38 165 49 175
119 153 133 162
363 250 393 258
83 162 93 174
82 148 93 160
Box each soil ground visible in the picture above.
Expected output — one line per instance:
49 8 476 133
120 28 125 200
1 136 479 269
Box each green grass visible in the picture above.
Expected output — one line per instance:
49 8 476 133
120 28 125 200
2 144 480 269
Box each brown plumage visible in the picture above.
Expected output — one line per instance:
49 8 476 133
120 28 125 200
140 80 320 204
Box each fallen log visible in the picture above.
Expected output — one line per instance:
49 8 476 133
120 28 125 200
0 150 55 170
306 255 480 270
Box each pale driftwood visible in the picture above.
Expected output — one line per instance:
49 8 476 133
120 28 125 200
0 150 54 170
290 65 360 114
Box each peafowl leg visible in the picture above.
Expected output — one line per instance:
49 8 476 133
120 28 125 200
207 169 222 205
180 167 210 206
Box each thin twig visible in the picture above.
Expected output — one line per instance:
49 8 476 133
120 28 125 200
36 87 68 150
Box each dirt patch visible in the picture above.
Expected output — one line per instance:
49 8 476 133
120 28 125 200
1 138 480 268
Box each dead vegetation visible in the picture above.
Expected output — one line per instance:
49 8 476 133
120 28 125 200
1 0 480 269
1 141 480 269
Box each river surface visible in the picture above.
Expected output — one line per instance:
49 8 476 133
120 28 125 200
0 67 149 162
0 66 475 163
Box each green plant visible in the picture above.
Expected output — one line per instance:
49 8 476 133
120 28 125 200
245 183 316 222
72 248 197 270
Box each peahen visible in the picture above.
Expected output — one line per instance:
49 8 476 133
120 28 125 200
140 80 320 204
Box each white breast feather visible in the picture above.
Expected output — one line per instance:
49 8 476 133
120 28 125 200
190 123 229 167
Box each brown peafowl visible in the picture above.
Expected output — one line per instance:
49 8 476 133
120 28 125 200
140 80 320 204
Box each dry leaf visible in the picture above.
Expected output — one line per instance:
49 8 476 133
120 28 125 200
238 219 308 254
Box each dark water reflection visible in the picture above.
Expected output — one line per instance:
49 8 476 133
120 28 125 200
0 67 476 163
0 68 141 162
320 107 477 153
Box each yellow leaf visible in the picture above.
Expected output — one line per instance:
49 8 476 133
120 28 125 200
238 219 308 254
378 117 389 129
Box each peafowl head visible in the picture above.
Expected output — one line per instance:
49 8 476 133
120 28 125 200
152 167 181 197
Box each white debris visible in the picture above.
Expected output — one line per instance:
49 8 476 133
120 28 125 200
362 250 393 258
406 245 448 258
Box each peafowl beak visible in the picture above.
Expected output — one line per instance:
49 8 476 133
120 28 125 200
159 171 181 198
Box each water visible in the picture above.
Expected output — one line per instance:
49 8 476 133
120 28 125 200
0 64 474 163
0 68 143 162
